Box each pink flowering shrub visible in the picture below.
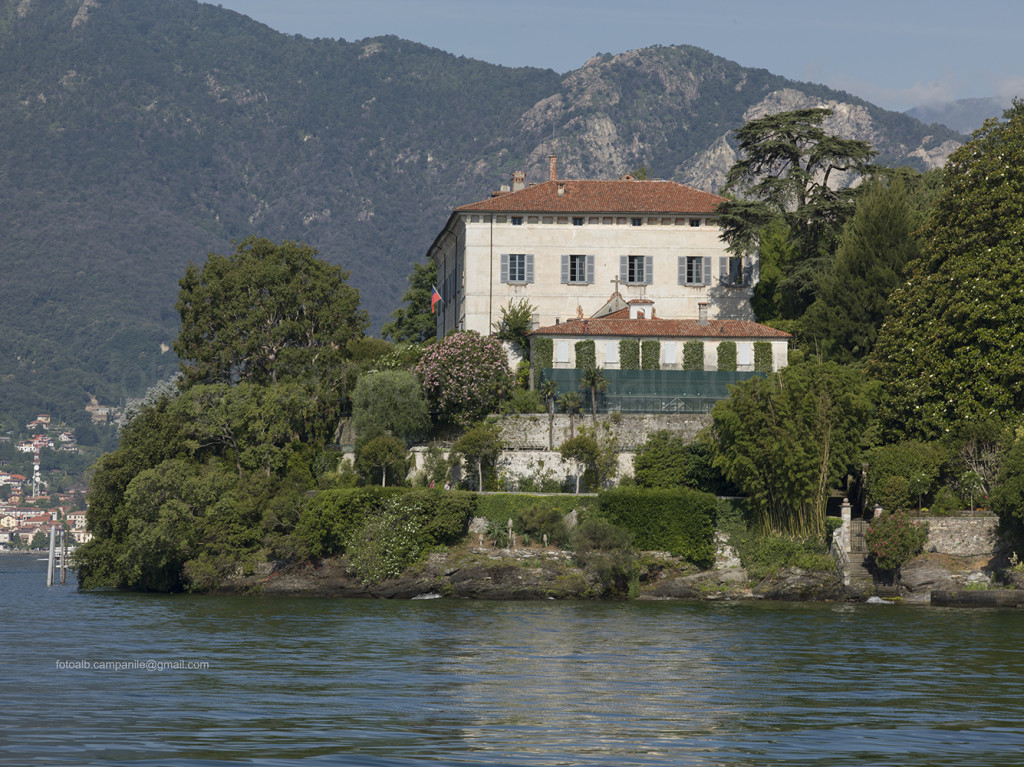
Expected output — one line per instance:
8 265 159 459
865 508 929 571
416 331 512 425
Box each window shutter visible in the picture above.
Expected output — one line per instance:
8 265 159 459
678 256 685 285
645 255 653 284
561 255 569 284
501 253 509 283
703 256 712 286
525 254 534 284
586 254 595 284
719 256 728 285
743 257 754 286
620 256 628 285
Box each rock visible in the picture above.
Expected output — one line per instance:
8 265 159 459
753 567 846 601
898 559 954 594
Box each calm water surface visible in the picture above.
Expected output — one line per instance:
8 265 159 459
2 552 1023 766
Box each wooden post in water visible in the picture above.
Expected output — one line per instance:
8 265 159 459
60 528 67 585
46 525 55 587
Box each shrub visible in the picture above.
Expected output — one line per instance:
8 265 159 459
574 340 595 369
416 330 512 425
754 341 773 373
683 340 704 371
865 440 950 510
619 339 640 370
295 487 474 560
597 487 717 566
731 531 834 581
296 487 401 558
502 388 544 414
717 341 737 372
347 498 426 584
930 485 963 516
865 508 929 571
570 517 638 595
519 504 571 547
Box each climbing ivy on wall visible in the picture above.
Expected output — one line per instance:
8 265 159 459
717 342 737 372
641 340 660 370
619 339 640 370
754 341 773 373
575 340 595 369
532 338 553 387
683 341 704 371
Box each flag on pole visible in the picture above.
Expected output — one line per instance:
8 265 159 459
431 285 442 314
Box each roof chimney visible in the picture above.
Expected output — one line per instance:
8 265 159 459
512 170 526 192
549 155 557 181
698 302 709 325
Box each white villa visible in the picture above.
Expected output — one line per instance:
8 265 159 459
427 156 760 338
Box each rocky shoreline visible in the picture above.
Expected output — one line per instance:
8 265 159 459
213 529 1024 606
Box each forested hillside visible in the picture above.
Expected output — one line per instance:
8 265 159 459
0 0 964 426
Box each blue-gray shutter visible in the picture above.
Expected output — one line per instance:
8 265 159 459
561 255 569 284
525 254 534 284
620 256 628 285
644 255 653 285
586 254 595 284
678 256 685 285
719 256 728 285
501 253 509 283
743 257 754 286
703 256 712 286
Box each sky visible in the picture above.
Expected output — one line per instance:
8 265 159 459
210 0 1024 113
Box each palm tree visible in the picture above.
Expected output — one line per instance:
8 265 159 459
557 391 584 440
539 379 558 449
579 365 608 419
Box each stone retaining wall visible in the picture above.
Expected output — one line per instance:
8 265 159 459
918 514 999 557
496 413 711 451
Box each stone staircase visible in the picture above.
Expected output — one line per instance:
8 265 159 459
845 518 898 595
845 519 875 591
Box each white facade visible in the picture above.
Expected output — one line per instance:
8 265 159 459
428 163 754 338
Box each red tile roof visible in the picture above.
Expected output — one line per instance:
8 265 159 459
532 317 791 339
456 179 726 215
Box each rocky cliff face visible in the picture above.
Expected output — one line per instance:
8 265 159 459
478 51 963 195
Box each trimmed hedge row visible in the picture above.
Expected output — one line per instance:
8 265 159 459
297 487 476 558
597 487 718 567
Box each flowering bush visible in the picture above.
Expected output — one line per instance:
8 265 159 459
347 499 424 584
416 331 512 425
865 508 929 572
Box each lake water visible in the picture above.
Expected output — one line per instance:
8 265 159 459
3 552 1023 766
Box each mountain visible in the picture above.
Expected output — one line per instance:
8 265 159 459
905 97 1010 135
0 0 965 427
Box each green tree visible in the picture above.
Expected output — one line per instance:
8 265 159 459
559 433 600 494
633 430 689 487
351 369 430 448
174 237 366 389
579 365 608 418
454 421 503 491
712 360 873 537
871 102 1024 440
802 174 930 362
719 108 876 318
720 108 876 258
355 435 408 487
492 298 536 360
558 391 584 439
381 260 438 344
